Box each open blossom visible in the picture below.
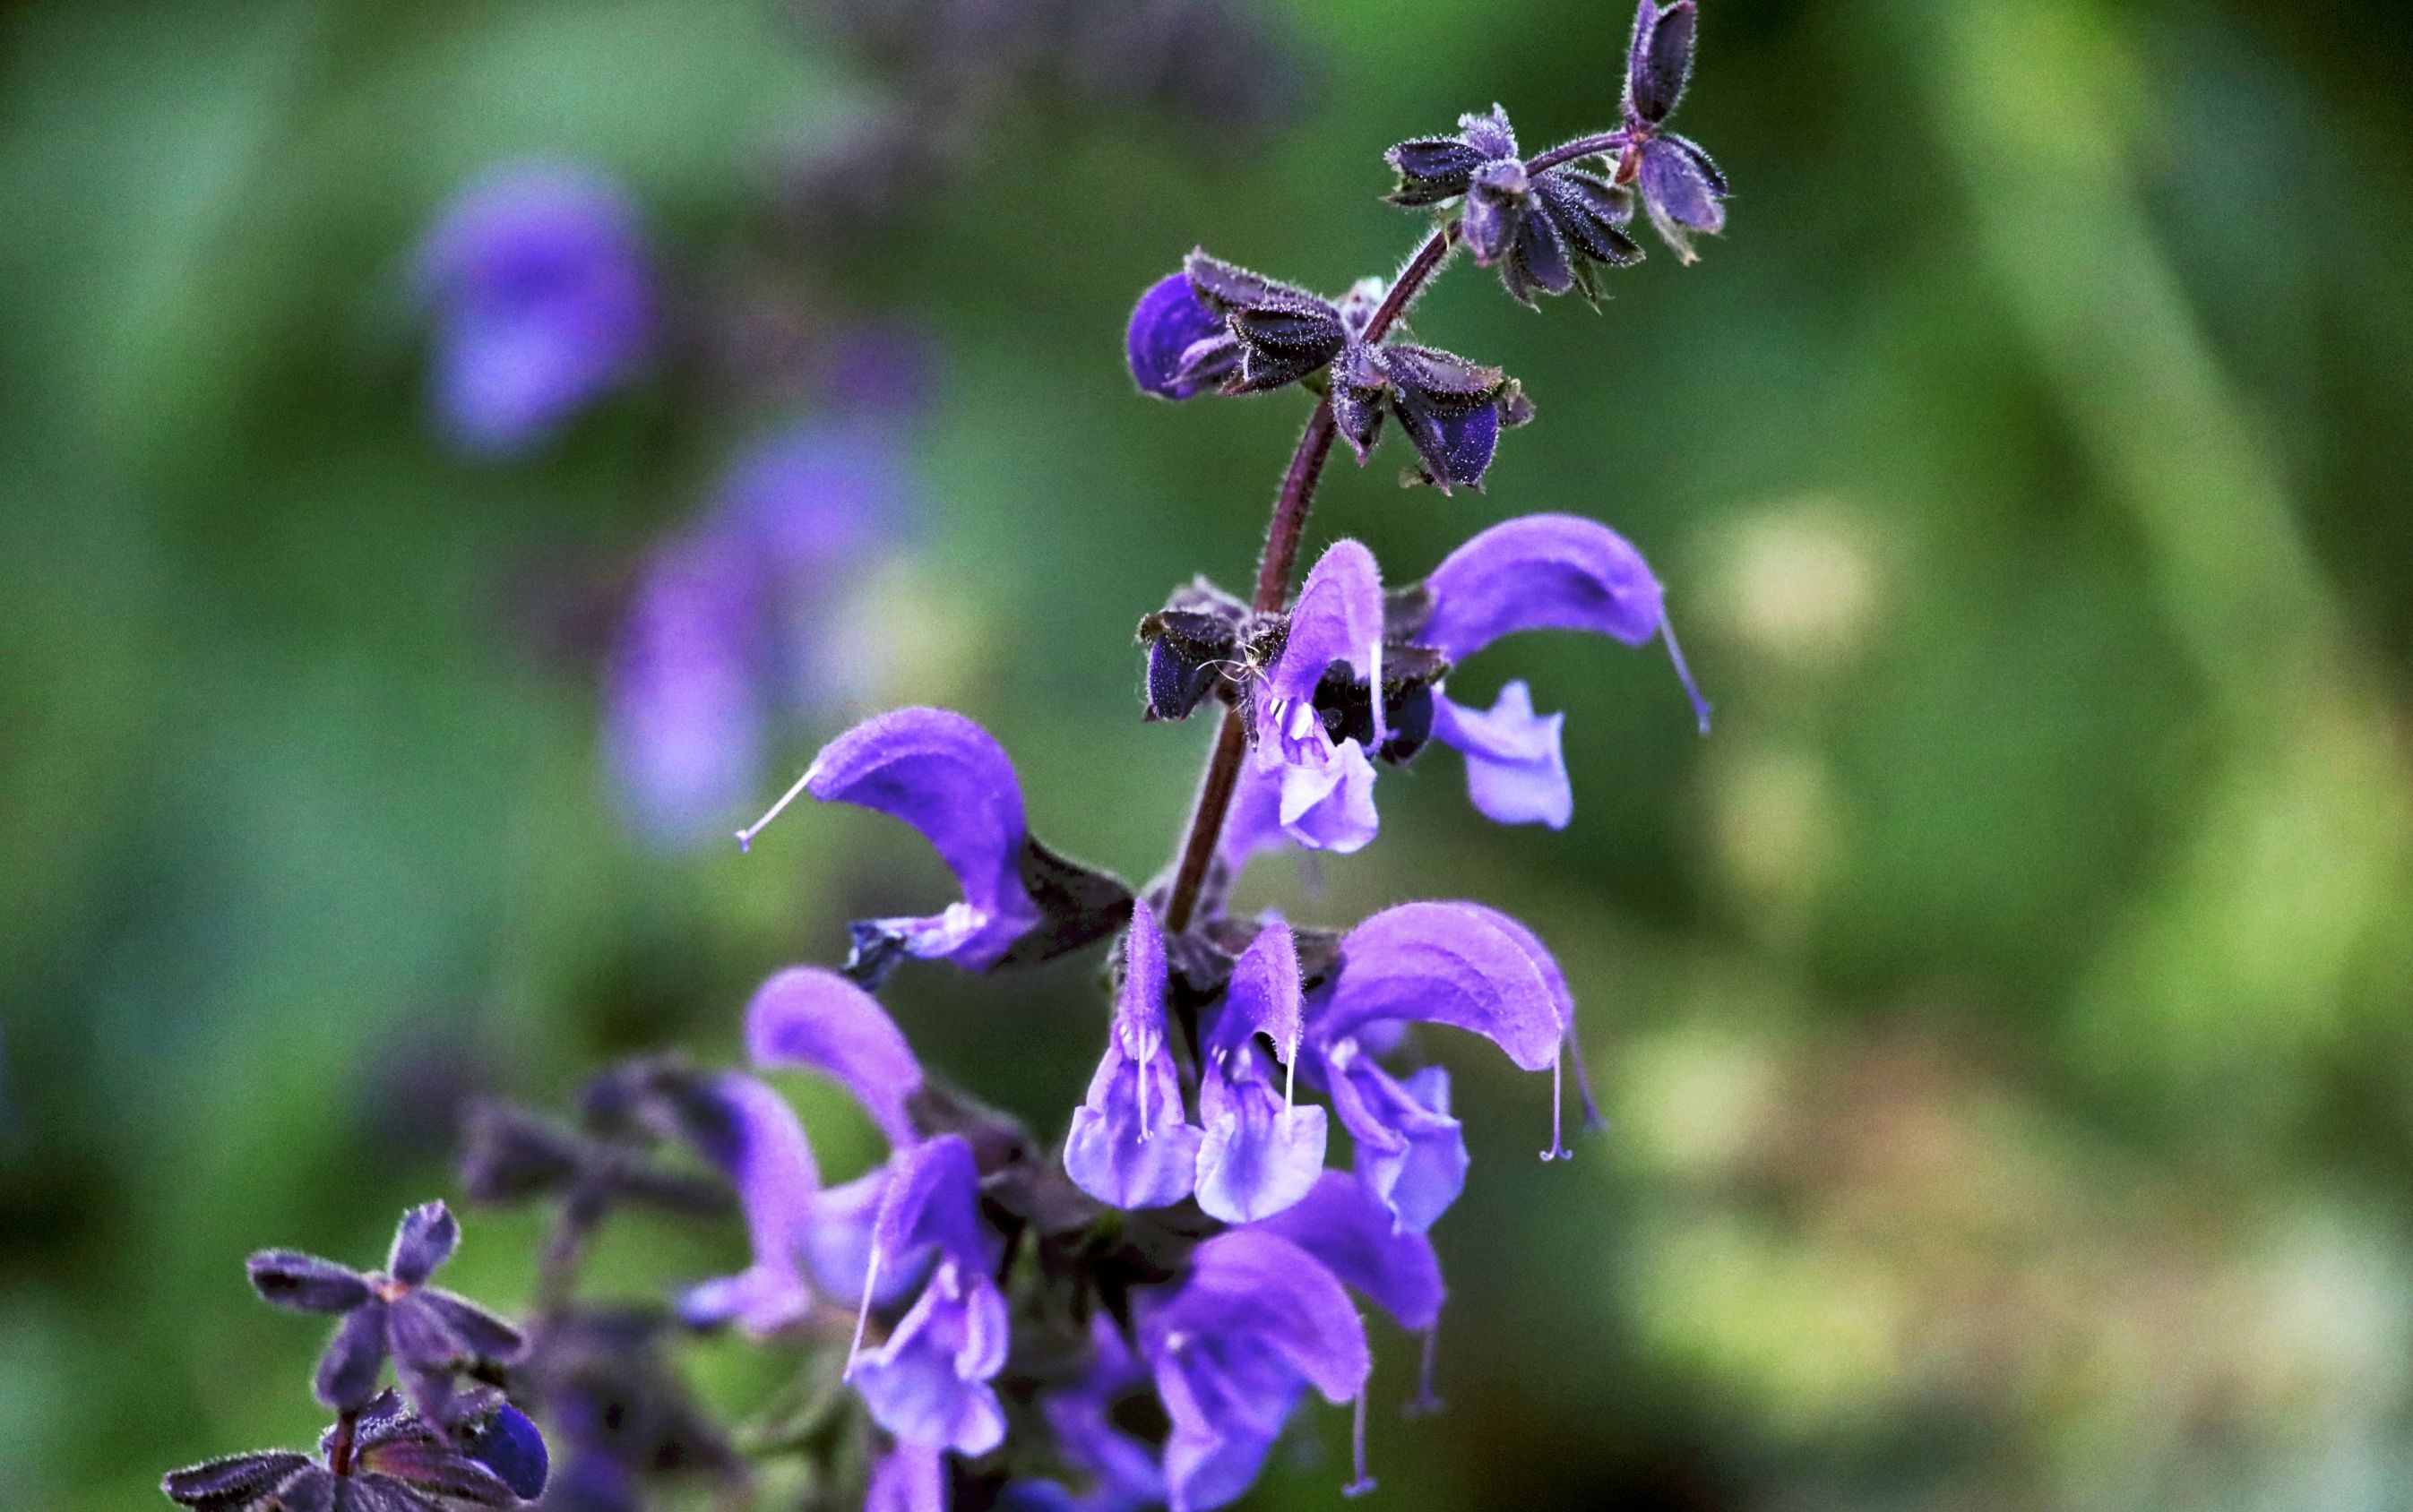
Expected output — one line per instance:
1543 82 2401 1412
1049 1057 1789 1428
415 162 653 457
1065 898 1206 1209
1245 539 1386 854
1194 918 1326 1223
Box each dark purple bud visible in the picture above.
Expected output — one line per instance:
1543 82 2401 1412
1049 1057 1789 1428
1402 402 1499 494
355 1441 518 1508
1461 159 1530 268
385 1203 457 1287
1501 203 1575 306
461 1405 549 1500
246 1251 370 1314
1328 343 1391 463
315 1302 390 1411
1383 136 1485 206
162 1450 314 1510
1625 1 1697 125
1537 170 1644 271
1183 250 1348 393
1142 606 1239 722
1376 680 1435 762
1125 273 1227 400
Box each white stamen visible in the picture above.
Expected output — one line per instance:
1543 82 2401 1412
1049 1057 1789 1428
1540 1047 1571 1162
1659 614 1711 736
1344 1391 1376 1498
735 764 819 852
843 1247 882 1380
1282 1038 1297 1112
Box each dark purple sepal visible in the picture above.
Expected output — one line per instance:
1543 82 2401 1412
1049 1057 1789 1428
162 1450 315 1511
1184 250 1348 394
988 835 1137 972
1126 273 1228 400
1624 0 1697 125
338 1478 447 1512
315 1301 390 1411
247 1252 370 1314
1383 136 1485 205
385 1203 459 1288
413 1291 525 1365
263 1465 339 1512
1637 134 1727 262
355 1440 521 1508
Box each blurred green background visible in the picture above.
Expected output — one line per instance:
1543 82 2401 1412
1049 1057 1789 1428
6 0 2413 1508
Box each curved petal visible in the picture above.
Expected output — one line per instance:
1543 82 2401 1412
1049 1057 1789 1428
1265 540 1384 713
1210 918 1304 1061
791 708 1041 968
677 1073 820 1334
1418 513 1663 662
1431 683 1572 829
1318 902 1564 1070
1157 1231 1370 1406
874 1134 987 1274
745 966 924 1147
1273 733 1380 855
805 1167 928 1310
1254 1172 1444 1332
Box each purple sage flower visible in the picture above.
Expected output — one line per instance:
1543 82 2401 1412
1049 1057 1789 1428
1410 511 1709 829
416 162 654 457
847 1136 1011 1456
1245 540 1386 854
1064 898 1206 1209
1194 917 1326 1223
1139 1229 1374 1510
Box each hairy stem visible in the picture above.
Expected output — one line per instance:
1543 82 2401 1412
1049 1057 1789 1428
1162 220 1462 933
1524 128 1633 175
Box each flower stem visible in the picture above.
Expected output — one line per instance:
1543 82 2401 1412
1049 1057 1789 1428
326 1409 359 1477
1524 128 1633 175
1161 220 1461 933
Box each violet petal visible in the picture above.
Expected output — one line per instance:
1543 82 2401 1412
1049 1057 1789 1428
1431 682 1573 829
745 966 924 1148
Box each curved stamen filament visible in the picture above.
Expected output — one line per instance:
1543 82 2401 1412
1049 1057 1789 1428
735 765 817 852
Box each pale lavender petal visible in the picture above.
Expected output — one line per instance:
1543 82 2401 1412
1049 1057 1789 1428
1254 1172 1444 1331
1194 1052 1327 1224
677 1073 819 1334
1154 1350 1294 1512
1324 1055 1468 1234
1318 902 1565 1070
795 708 1041 969
1418 513 1664 663
1273 733 1379 855
1430 682 1573 829
745 966 924 1147
866 1442 948 1512
417 162 653 457
855 1260 1011 1454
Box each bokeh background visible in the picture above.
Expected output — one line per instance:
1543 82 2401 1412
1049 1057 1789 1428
6 0 2413 1508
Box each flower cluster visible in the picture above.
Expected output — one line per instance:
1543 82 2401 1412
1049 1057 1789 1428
174 4 1732 1508
164 1204 549 1511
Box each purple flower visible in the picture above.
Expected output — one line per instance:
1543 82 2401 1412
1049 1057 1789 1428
1140 1230 1374 1510
1194 918 1326 1224
1126 273 1237 399
744 708 1043 968
1253 1171 1444 1335
1409 511 1708 829
849 1137 1011 1455
681 967 936 1332
866 1441 949 1512
607 417 917 848
672 1071 823 1335
1065 898 1205 1209
1620 1 1728 262
1042 1314 1169 1511
1303 901 1570 1230
416 162 653 457
246 1202 525 1422
1246 540 1386 854
1385 106 1643 306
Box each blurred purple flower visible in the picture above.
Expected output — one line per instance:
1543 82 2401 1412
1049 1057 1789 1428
417 162 654 457
606 417 917 848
